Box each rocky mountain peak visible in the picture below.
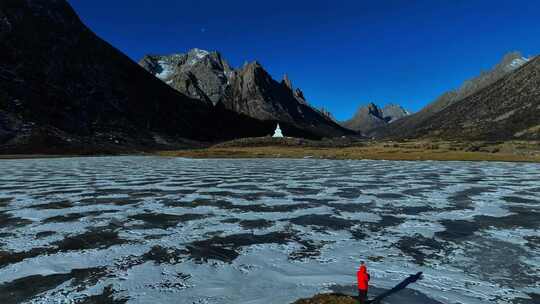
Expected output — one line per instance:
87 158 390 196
282 74 293 91
341 102 410 134
382 104 410 122
498 51 529 72
219 61 351 137
139 48 234 105
455 51 530 102
141 50 350 138
236 61 273 85
188 48 209 60
234 61 263 79
182 49 232 72
361 102 383 118
241 60 258 67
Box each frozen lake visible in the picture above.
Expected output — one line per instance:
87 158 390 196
0 157 538 304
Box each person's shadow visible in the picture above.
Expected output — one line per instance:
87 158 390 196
366 272 423 304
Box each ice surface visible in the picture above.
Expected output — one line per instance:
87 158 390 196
0 157 538 304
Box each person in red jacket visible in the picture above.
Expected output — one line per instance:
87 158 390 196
357 261 370 303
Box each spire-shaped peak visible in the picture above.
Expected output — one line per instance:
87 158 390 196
238 61 265 75
282 74 293 90
351 102 384 120
237 61 269 79
366 102 382 115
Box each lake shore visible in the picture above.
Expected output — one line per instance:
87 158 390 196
158 138 540 162
1 138 539 162
158 146 540 162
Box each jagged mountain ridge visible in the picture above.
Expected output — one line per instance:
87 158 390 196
397 55 540 140
374 52 532 138
221 61 352 137
0 0 275 153
139 49 234 106
140 50 353 138
341 103 409 134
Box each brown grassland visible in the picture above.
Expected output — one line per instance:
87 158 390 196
158 137 540 162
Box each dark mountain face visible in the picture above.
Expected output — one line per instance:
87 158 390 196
401 56 540 140
0 0 273 153
375 52 531 139
140 52 352 139
341 103 409 134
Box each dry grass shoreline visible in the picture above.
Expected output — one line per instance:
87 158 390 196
1 138 539 162
159 147 540 162
158 138 540 163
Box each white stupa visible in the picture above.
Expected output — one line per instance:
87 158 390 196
272 123 284 138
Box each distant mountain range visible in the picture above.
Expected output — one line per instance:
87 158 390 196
139 50 352 139
0 0 538 154
341 103 410 135
370 52 540 140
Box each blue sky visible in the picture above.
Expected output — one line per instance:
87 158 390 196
68 0 540 120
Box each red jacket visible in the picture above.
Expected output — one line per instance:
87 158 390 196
357 265 370 291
